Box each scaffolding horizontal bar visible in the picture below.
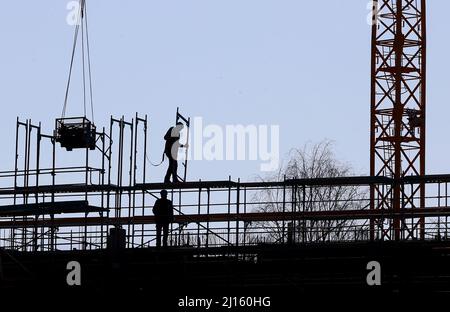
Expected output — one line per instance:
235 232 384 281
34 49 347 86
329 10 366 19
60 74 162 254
0 200 107 217
0 184 119 195
1 207 449 229
1 175 450 196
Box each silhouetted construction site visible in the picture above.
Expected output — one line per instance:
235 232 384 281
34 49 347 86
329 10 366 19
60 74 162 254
2 0 449 304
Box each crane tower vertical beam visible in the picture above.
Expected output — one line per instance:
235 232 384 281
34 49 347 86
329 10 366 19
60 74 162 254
370 0 426 240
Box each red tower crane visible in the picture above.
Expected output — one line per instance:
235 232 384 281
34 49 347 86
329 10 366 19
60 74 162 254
370 0 426 240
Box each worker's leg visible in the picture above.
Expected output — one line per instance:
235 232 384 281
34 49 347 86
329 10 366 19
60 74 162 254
164 153 173 183
163 223 169 247
171 158 179 182
156 224 162 248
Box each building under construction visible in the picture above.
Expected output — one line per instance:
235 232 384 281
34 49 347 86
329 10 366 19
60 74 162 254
1 0 449 305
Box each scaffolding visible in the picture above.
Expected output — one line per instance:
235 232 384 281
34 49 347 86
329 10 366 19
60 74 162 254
1 115 450 252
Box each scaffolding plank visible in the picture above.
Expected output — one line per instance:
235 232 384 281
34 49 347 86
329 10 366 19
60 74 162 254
0 200 107 217
2 175 450 196
0 184 118 195
135 180 237 190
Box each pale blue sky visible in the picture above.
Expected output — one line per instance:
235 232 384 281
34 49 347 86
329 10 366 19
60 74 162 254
0 1 449 182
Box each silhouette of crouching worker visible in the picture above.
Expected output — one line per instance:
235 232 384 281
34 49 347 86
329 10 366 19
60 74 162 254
152 190 174 248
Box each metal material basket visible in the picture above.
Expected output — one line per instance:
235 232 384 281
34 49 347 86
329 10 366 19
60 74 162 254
55 117 96 151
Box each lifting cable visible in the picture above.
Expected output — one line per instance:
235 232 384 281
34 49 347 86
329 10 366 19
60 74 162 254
61 0 95 123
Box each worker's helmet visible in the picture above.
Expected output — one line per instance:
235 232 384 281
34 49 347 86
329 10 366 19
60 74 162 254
160 189 168 196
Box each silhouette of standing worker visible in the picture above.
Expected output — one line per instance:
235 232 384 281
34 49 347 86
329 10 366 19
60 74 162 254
152 190 174 248
164 122 188 183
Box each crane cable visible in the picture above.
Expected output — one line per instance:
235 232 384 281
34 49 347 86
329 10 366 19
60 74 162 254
61 0 95 123
61 2 81 118
84 0 95 123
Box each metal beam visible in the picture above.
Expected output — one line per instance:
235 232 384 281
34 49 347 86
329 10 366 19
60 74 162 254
1 207 448 229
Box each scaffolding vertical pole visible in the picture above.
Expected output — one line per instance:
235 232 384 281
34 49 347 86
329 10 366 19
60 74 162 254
236 178 240 247
34 123 41 251
133 113 142 246
176 107 190 182
51 127 56 251
282 176 286 243
176 185 182 245
131 114 139 247
302 185 306 242
100 127 106 248
12 118 19 250
107 117 113 237
206 187 210 248
446 182 449 238
227 176 231 246
183 117 190 182
141 115 148 245
438 182 441 238
292 184 298 243
197 183 201 248
243 185 247 246
26 121 39 252
127 117 134 247
142 115 148 243
83 134 89 250
289 184 295 244
118 117 124 221
116 117 124 222
23 120 30 250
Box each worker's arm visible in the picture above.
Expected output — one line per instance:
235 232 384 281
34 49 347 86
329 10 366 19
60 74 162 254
164 128 173 140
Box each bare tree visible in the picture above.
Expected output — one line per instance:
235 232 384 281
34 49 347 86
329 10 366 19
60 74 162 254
248 140 369 243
